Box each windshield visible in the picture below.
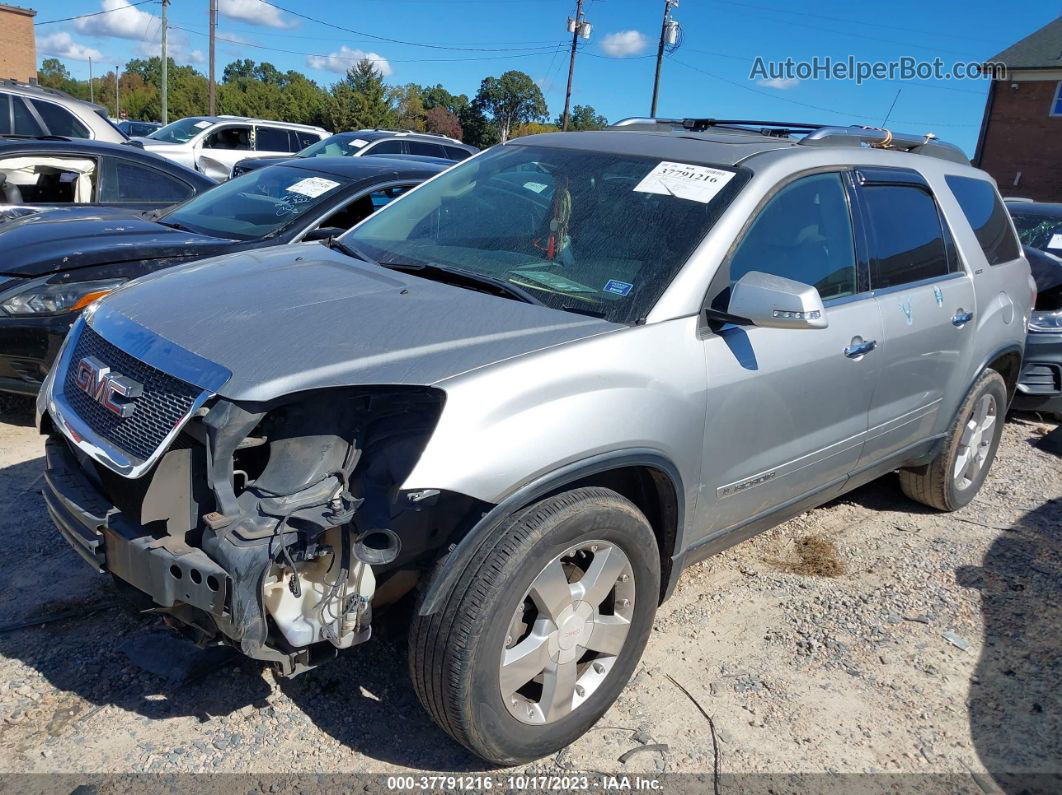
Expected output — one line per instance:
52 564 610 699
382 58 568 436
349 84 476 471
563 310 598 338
344 143 746 322
1011 211 1062 254
297 133 363 158
160 165 351 241
147 117 214 143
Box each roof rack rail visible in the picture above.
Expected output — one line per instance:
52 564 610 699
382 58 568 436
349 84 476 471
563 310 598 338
609 117 968 164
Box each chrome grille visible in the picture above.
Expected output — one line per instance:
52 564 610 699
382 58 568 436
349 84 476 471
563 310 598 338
62 325 202 461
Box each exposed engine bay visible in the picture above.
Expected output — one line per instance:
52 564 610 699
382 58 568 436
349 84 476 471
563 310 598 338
49 385 485 676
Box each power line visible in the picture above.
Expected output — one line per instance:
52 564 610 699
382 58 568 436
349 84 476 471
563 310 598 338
172 24 566 65
668 58 979 129
35 0 157 27
254 0 562 52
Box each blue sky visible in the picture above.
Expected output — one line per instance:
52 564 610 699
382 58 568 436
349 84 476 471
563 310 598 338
33 0 1061 155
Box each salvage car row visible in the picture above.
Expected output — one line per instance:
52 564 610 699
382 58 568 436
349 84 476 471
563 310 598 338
0 94 1057 767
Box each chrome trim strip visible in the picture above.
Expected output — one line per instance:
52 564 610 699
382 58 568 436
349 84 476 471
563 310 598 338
716 430 865 499
46 313 229 479
868 271 966 299
86 304 231 393
865 398 942 441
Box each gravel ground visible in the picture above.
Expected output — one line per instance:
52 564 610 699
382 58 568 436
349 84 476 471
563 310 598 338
0 397 1058 789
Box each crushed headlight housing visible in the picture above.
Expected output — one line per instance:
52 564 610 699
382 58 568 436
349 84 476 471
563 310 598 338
0 277 126 316
1029 309 1062 333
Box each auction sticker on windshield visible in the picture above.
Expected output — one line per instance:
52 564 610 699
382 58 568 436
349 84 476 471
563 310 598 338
1049 233 1062 250
286 177 341 198
348 138 370 148
634 161 735 204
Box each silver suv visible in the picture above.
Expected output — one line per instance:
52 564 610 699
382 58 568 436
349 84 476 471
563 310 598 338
37 118 1033 764
0 81 125 142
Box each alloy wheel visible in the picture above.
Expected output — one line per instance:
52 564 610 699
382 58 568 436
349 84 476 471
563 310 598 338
953 393 997 491
499 541 636 725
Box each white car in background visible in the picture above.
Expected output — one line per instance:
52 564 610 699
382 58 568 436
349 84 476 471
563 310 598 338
135 116 328 181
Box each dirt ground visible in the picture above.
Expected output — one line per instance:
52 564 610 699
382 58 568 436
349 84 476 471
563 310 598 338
0 397 1059 789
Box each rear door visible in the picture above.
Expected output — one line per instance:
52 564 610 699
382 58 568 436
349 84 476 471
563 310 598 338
254 125 299 160
97 157 198 210
854 167 977 465
699 170 883 533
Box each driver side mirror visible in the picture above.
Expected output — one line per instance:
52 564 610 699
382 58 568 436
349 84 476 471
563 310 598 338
726 271 828 329
304 226 346 242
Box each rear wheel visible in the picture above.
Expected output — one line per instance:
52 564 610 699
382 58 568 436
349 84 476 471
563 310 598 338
899 369 1007 511
409 487 659 764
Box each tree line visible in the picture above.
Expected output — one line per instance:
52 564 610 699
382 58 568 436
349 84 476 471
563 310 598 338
37 57 609 148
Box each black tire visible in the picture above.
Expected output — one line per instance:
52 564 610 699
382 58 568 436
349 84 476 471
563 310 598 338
409 487 660 765
899 368 1008 511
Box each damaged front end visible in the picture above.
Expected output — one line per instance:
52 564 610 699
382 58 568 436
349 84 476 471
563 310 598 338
41 316 483 676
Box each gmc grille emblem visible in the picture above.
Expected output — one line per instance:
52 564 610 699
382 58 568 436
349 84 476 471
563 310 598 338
74 356 143 418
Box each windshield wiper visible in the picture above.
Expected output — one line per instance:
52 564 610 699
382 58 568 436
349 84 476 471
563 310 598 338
324 236 376 263
379 261 544 305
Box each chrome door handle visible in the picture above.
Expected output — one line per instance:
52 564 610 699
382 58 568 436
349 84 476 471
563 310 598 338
844 339 877 358
952 310 973 327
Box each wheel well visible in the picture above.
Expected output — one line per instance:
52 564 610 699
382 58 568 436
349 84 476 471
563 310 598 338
987 350 1021 401
558 466 679 604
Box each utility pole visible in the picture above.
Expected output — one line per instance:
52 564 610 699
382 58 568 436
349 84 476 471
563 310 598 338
208 0 217 115
115 67 119 118
650 0 680 117
160 0 169 123
560 0 592 131
88 58 93 104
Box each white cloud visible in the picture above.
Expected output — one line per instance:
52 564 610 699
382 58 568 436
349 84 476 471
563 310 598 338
600 30 649 58
757 77 800 89
307 46 392 77
37 32 104 62
75 0 161 41
219 0 295 29
133 38 205 65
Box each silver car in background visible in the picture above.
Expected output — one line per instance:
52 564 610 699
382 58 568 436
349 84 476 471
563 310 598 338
136 115 328 180
37 118 1032 764
0 81 126 143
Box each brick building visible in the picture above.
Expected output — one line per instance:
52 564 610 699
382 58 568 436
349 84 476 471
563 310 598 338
974 17 1062 201
0 3 36 83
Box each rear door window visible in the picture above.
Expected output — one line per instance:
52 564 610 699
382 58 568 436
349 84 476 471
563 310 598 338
408 141 448 158
12 96 44 136
364 139 404 156
30 99 91 138
204 126 250 150
102 159 193 203
945 175 1020 265
255 126 292 153
296 131 320 149
862 185 950 289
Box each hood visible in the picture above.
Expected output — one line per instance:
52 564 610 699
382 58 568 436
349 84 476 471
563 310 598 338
95 245 621 402
0 207 235 277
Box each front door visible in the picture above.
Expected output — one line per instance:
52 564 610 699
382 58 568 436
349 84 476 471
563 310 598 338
698 171 883 536
196 124 252 180
854 170 977 464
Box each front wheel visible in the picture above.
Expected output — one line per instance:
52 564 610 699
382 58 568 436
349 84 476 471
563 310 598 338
899 368 1008 511
409 487 660 764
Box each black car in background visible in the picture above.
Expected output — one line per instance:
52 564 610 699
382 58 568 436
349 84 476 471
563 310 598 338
0 136 215 214
117 120 162 138
231 130 477 177
0 156 444 396
1006 200 1062 417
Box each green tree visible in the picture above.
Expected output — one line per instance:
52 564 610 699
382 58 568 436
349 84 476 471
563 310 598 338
458 100 499 149
392 83 427 131
329 59 395 130
474 70 547 143
222 59 255 83
38 59 88 99
559 104 608 131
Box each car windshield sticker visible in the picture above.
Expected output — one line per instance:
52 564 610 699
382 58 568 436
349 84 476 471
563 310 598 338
511 270 596 294
286 177 341 198
603 279 634 296
523 181 549 194
1049 232 1062 250
348 138 369 148
633 161 736 204
194 120 213 129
